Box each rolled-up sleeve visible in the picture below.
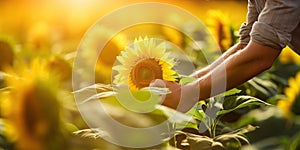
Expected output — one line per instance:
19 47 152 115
239 0 259 45
250 0 300 50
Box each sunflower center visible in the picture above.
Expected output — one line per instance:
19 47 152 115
130 58 163 89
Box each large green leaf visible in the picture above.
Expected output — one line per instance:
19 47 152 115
239 77 278 100
218 96 270 116
224 88 242 97
186 105 206 122
270 62 300 85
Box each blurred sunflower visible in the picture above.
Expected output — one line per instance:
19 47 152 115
4 59 65 150
0 37 15 71
279 46 300 64
161 25 185 48
27 21 55 51
206 10 233 51
113 37 178 90
277 72 300 118
82 25 128 84
46 56 72 81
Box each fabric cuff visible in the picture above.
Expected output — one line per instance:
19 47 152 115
250 22 291 50
239 22 251 45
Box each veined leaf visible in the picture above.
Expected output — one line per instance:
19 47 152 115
218 96 270 116
187 107 206 122
239 77 278 100
224 88 241 97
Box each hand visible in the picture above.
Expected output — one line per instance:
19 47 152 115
150 79 199 112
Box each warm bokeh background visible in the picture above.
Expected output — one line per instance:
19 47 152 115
2 1 300 150
0 0 247 53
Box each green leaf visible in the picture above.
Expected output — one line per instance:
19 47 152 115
175 121 199 131
218 96 270 116
266 94 286 105
179 76 196 85
186 102 207 121
270 63 300 86
239 77 278 100
224 88 241 97
288 133 300 150
187 108 206 122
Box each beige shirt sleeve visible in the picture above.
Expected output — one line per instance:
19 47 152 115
240 0 300 50
251 0 300 50
239 0 259 45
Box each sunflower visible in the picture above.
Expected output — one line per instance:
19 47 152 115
277 72 300 118
82 25 128 84
161 25 185 48
113 37 177 90
5 59 65 150
46 56 72 81
279 46 300 64
206 10 233 51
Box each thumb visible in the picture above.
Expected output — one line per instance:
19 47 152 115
149 79 166 88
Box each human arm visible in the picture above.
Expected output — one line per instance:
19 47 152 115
152 0 300 112
190 0 258 78
152 41 281 112
190 43 246 78
194 41 280 100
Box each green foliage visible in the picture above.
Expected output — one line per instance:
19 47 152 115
238 77 278 101
270 62 300 87
287 133 300 150
219 95 270 115
171 125 256 150
224 88 241 97
169 87 269 149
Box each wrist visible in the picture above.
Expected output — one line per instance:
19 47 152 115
177 82 200 112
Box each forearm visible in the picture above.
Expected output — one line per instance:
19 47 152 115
191 43 246 78
191 41 280 100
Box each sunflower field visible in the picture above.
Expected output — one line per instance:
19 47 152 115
1 0 300 150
